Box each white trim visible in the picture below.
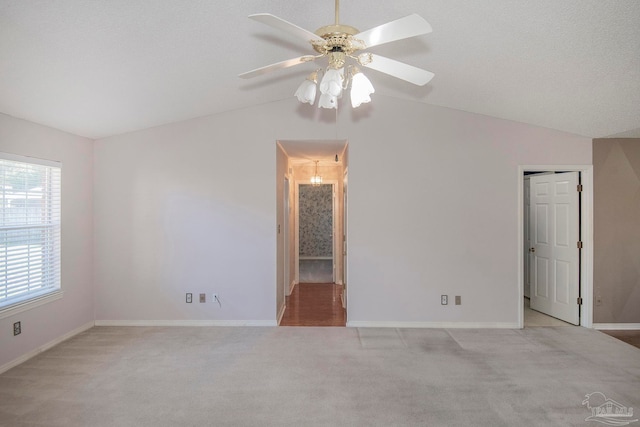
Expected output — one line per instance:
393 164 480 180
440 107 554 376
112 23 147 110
277 304 286 325
0 290 63 320
347 321 520 329
593 323 640 330
290 280 296 294
0 151 61 168
94 319 278 327
283 176 291 298
517 165 594 329
0 320 94 375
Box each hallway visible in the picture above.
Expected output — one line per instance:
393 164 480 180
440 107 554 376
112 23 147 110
280 283 346 326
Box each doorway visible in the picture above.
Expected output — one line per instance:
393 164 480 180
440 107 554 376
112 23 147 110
298 183 334 283
276 140 348 326
519 166 593 329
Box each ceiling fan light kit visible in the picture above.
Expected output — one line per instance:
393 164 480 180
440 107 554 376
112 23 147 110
240 0 434 110
294 71 319 104
349 68 375 108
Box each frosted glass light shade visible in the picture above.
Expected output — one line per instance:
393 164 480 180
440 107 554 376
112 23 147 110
319 68 344 99
350 71 375 108
318 93 338 109
318 68 343 109
294 74 318 104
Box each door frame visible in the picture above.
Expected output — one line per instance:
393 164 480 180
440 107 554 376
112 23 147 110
283 177 291 297
517 165 593 329
294 180 339 284
342 167 348 309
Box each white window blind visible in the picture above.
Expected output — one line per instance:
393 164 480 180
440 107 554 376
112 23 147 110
0 154 61 309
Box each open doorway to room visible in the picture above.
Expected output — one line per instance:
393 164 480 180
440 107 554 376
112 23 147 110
298 182 335 284
276 140 348 326
519 166 593 329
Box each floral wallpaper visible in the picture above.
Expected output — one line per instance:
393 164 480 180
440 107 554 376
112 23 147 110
299 184 333 257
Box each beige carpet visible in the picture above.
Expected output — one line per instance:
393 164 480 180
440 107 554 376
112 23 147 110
1 326 639 426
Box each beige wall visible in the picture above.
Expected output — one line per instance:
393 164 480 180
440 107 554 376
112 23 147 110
0 114 94 370
92 97 591 327
593 138 640 324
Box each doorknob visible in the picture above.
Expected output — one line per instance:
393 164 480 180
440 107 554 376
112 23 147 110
529 247 536 253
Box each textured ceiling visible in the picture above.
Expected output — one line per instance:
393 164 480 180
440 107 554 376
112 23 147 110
0 0 639 140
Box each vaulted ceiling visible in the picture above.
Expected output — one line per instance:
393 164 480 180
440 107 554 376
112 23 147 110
1 0 638 140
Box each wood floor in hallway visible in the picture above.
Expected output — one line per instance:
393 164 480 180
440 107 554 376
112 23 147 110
280 283 346 326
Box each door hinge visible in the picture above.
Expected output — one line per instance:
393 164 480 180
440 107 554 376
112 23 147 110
577 241 583 249
577 184 583 192
577 297 583 305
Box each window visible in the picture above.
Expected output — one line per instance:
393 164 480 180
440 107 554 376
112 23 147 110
0 153 61 312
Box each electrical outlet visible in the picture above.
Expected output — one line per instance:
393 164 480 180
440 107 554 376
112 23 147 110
13 321 21 336
455 296 461 305
441 295 448 305
186 293 192 303
199 293 206 303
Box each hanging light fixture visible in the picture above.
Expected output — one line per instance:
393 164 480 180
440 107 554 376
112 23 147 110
295 64 375 110
290 9 377 111
241 0 436 111
310 160 323 185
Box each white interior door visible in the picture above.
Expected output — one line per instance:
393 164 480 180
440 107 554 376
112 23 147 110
529 172 580 325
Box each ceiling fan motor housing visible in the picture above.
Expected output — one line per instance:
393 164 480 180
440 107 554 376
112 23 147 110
314 24 359 37
312 24 365 68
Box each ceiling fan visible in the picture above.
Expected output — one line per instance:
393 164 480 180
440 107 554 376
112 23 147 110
239 0 434 109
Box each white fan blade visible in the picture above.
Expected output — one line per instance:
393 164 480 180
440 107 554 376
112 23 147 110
355 14 432 49
249 13 325 44
362 54 434 86
239 56 316 79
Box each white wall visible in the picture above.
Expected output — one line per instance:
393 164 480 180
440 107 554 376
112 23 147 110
347 98 591 326
0 114 94 369
93 97 591 326
93 110 296 323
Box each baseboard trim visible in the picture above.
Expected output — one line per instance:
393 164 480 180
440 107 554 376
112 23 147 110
593 323 640 330
346 321 520 329
94 319 278 327
277 304 286 325
289 281 296 294
0 320 94 375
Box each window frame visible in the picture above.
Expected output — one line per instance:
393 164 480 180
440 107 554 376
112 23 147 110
0 152 62 318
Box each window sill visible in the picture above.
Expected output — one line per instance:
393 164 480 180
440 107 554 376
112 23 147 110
0 290 64 320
